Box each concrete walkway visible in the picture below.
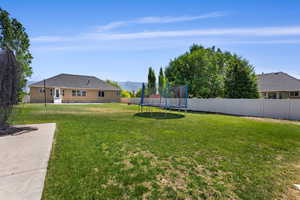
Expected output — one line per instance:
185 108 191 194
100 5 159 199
0 123 56 200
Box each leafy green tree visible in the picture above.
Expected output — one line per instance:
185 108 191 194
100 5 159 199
135 88 143 98
129 91 135 98
147 67 156 95
165 44 258 98
136 88 142 98
136 87 148 98
224 55 259 98
121 90 131 98
106 80 137 98
158 67 166 94
105 80 121 89
121 90 135 98
0 8 33 101
165 44 225 98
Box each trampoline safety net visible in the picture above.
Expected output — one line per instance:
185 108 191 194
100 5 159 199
140 83 188 110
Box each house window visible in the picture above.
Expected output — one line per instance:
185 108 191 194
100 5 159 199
290 91 299 97
62 90 64 96
50 89 53 96
72 90 86 96
39 88 45 93
117 91 120 96
98 91 104 97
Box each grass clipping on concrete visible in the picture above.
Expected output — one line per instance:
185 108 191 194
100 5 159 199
11 103 300 200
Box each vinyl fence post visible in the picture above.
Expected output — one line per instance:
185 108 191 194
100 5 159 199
262 98 265 118
288 99 291 120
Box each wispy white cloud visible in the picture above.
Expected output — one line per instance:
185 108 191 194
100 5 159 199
137 12 225 23
31 36 77 42
229 39 300 44
31 26 300 43
89 27 300 40
96 21 128 32
96 12 226 32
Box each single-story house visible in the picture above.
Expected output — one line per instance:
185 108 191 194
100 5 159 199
257 72 300 99
29 73 121 103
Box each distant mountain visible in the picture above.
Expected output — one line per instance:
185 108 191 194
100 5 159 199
118 81 144 92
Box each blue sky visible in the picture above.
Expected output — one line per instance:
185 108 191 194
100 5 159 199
2 0 300 82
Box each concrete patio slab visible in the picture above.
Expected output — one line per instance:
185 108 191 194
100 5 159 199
0 123 56 200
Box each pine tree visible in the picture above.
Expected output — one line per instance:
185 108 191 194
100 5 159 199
147 67 156 95
224 56 259 98
158 67 166 94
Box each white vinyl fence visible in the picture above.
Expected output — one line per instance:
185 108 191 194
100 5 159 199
122 98 300 121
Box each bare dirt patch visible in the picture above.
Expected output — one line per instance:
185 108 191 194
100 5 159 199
118 148 239 199
122 159 134 170
287 187 300 200
243 117 300 125
290 164 300 199
279 163 300 200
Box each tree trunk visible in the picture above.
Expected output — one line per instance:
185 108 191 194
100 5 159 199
0 49 21 130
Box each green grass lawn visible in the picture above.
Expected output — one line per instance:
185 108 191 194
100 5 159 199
11 103 300 199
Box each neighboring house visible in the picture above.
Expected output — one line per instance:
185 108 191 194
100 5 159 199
257 72 300 99
29 73 121 103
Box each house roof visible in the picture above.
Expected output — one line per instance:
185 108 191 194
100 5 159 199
257 72 300 92
29 73 120 91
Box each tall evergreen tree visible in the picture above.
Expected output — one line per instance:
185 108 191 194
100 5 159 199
0 8 33 101
147 67 156 95
158 67 166 94
224 56 259 98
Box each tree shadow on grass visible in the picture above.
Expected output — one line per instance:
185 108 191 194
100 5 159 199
134 112 185 120
0 126 38 137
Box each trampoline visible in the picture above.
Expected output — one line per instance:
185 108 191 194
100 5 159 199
139 83 188 113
